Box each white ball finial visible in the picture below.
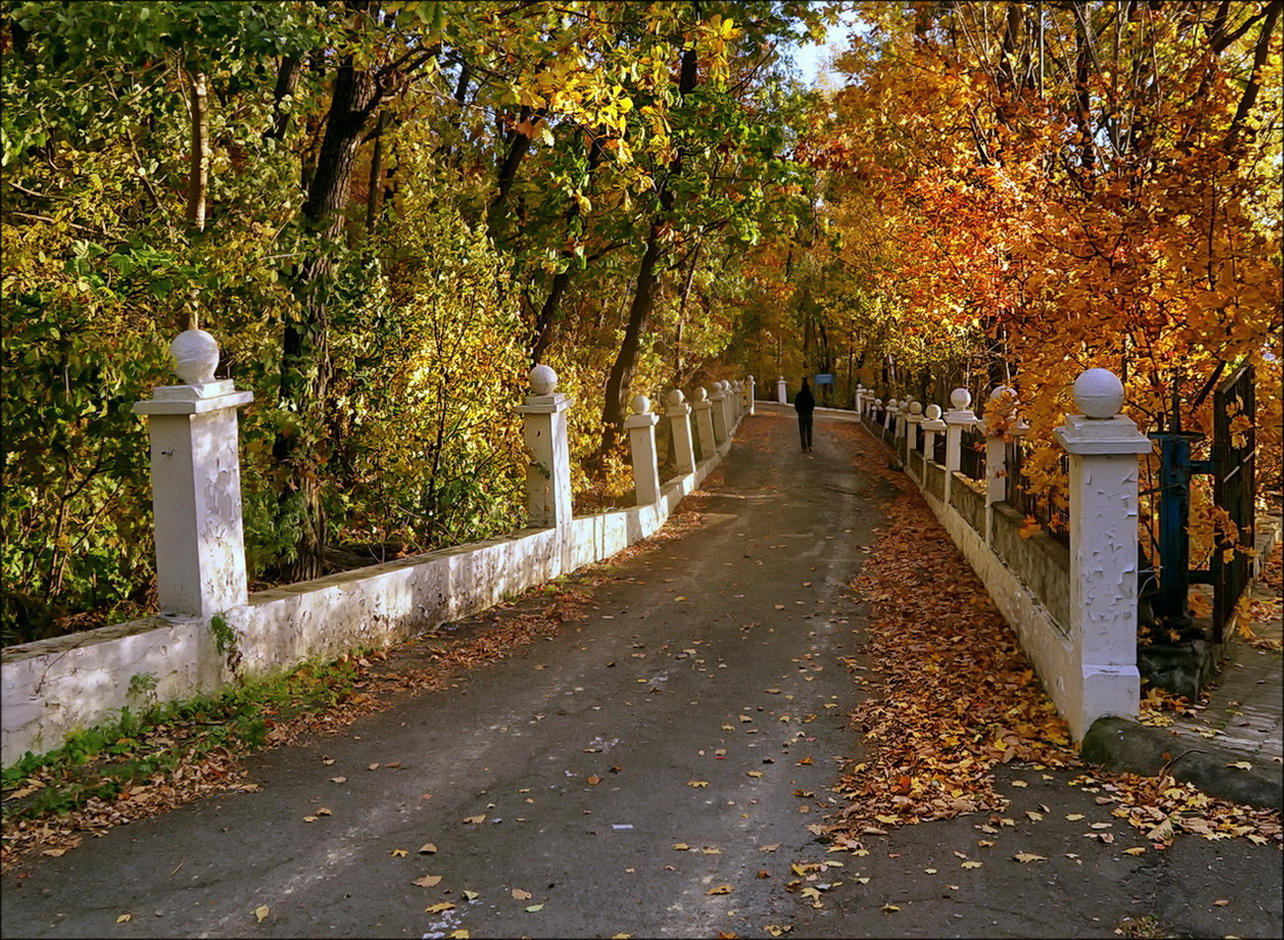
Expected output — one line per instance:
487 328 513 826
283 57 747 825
950 388 972 410
666 389 685 406
694 387 708 402
925 403 942 420
171 329 219 385
909 400 923 415
528 364 557 396
1073 368 1125 419
630 394 651 415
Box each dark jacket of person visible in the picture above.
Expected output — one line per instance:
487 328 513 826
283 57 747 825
794 381 816 414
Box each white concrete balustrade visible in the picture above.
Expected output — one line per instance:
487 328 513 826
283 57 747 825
859 369 1153 742
2 340 755 766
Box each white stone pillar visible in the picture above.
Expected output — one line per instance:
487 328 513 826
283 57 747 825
709 383 729 447
776 375 787 404
921 403 946 464
854 384 867 415
944 388 978 504
692 387 716 461
1054 368 1151 740
133 330 253 619
665 389 697 476
729 380 741 425
722 380 737 433
983 386 1016 508
746 375 756 416
884 398 898 432
624 395 661 505
515 365 573 529
904 400 924 465
871 398 883 428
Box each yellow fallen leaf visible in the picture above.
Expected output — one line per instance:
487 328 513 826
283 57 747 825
1013 853 1046 863
317 807 332 816
701 846 722 855
412 875 443 888
747 771 763 778
961 861 983 869
881 904 900 913
1226 761 1252 770
391 849 408 857
449 931 470 939
675 596 687 602
1213 899 1230 907
688 781 709 788
425 902 455 914
302 816 318 823
924 868 937 874
613 935 634 939
462 814 486 824
1066 814 1084 821
512 888 532 900
759 843 781 852
1123 848 1146 856
1011 780 1028 788
672 842 691 851
419 843 438 854
117 914 133 924
330 777 346 784
525 904 544 913
41 848 67 858
462 890 479 901
254 906 269 923
706 884 734 895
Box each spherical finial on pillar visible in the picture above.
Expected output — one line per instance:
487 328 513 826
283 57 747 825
630 394 651 415
529 364 558 396
909 400 924 416
950 387 972 410
694 387 708 402
171 329 219 386
925 403 942 420
1073 368 1125 419
666 389 685 406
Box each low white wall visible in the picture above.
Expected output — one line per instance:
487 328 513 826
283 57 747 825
1 441 731 767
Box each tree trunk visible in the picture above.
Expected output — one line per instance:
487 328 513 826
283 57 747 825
184 67 209 333
274 52 382 583
600 223 665 453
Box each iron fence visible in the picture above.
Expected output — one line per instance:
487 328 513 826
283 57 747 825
1007 438 1070 546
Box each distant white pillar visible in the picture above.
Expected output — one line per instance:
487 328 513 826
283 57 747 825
921 403 946 464
776 375 787 404
692 387 716 461
709 383 729 446
854 384 867 414
516 365 573 529
944 388 978 504
1055 367 1151 740
665 389 697 476
746 375 756 416
871 398 883 428
983 386 1016 509
722 380 737 432
884 398 899 432
133 330 253 619
904 400 924 465
624 395 661 505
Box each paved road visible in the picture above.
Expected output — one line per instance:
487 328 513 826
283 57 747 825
3 412 1280 939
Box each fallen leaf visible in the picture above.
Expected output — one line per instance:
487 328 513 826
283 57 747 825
961 861 983 869
317 807 332 816
302 816 318 823
1123 847 1146 857
41 848 67 858
706 884 734 895
419 843 438 854
448 931 469 939
1226 761 1252 770
254 906 269 923
117 914 133 924
391 849 408 857
587 775 602 785
525 904 544 913
330 776 346 784
687 781 710 788
673 842 691 851
512 888 532 900
412 875 443 888
881 904 900 913
759 843 781 852
1066 814 1084 821
425 902 455 914
1213 899 1230 907
462 814 486 824
1013 853 1046 863
746 771 763 778
1011 780 1028 788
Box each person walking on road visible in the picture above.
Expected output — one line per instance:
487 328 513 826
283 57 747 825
795 377 816 451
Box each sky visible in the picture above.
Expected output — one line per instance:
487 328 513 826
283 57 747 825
785 8 863 87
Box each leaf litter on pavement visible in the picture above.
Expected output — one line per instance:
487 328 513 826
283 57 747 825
822 421 1281 852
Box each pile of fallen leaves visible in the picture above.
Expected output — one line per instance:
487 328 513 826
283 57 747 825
827 421 1282 850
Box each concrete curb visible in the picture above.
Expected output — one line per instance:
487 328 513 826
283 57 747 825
1081 716 1283 811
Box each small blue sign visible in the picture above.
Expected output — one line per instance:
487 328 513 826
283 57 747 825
814 373 835 385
